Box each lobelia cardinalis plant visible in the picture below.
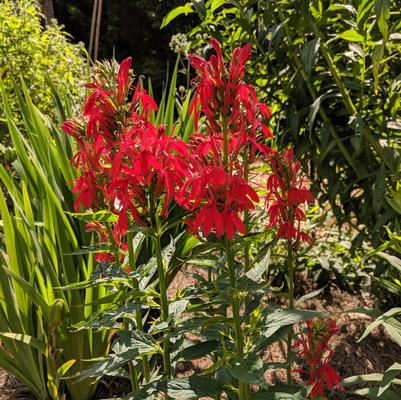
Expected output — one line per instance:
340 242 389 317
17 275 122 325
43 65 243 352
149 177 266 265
62 58 194 389
293 319 343 399
61 40 343 400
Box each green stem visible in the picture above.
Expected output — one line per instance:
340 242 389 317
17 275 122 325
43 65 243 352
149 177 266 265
127 231 151 383
124 320 139 391
149 193 171 380
243 149 250 274
225 240 249 400
286 241 295 385
153 232 171 379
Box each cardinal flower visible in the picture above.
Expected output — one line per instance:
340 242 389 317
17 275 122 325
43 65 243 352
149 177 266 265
179 160 258 240
189 39 273 161
293 319 343 398
266 148 314 244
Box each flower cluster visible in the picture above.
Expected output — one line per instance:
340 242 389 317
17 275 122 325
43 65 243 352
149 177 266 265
62 58 190 240
189 38 273 161
177 40 276 239
64 40 314 245
266 148 315 244
293 319 343 398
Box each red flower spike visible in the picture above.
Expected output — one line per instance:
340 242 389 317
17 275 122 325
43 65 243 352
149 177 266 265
266 148 314 245
293 319 343 398
179 161 258 240
189 39 273 161
63 57 192 243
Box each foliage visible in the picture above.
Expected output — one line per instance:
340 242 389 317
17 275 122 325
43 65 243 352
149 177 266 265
342 190 401 398
297 207 375 291
162 0 401 244
0 77 110 399
0 0 86 144
55 41 345 400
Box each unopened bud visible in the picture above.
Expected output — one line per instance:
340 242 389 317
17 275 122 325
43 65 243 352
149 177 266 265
50 299 65 328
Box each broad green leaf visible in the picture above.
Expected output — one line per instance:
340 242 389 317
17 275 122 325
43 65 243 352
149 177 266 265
246 249 270 282
115 376 227 399
174 340 219 361
161 4 194 28
338 29 364 42
112 330 160 355
230 353 266 387
66 211 118 223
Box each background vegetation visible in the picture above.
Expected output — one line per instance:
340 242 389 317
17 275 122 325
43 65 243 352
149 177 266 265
163 0 401 244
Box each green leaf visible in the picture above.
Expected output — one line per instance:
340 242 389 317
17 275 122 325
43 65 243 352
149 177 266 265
377 252 401 274
66 210 118 223
262 308 327 328
230 353 266 387
301 38 320 75
174 340 219 361
0 333 46 354
72 302 150 331
379 362 401 396
118 376 226 399
295 286 326 307
375 0 390 40
253 392 307 400
246 249 270 282
338 29 364 42
358 308 401 342
57 360 76 377
161 4 194 28
112 330 160 356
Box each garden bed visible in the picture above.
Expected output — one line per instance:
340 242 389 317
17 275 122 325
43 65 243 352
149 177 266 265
1 271 396 400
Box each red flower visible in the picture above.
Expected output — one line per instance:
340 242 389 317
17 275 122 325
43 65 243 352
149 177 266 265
189 39 273 161
293 319 343 398
179 161 258 240
266 148 314 244
63 57 191 241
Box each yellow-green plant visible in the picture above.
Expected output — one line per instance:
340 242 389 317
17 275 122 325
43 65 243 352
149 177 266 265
0 0 86 143
0 76 110 400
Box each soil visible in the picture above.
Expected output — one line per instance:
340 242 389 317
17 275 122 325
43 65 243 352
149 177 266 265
1 267 399 400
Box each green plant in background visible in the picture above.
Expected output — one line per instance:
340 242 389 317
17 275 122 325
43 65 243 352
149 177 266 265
341 188 401 398
163 0 401 244
0 77 110 400
0 0 86 144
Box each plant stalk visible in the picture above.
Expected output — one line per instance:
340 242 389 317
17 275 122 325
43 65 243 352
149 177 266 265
154 232 171 378
127 231 151 383
286 241 295 384
225 240 249 400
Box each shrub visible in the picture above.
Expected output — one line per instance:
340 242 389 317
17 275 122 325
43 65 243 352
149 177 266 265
0 0 86 143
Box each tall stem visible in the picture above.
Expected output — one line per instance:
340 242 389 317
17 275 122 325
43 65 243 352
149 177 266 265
153 232 171 378
286 241 295 384
127 231 151 383
225 240 249 400
150 196 171 379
